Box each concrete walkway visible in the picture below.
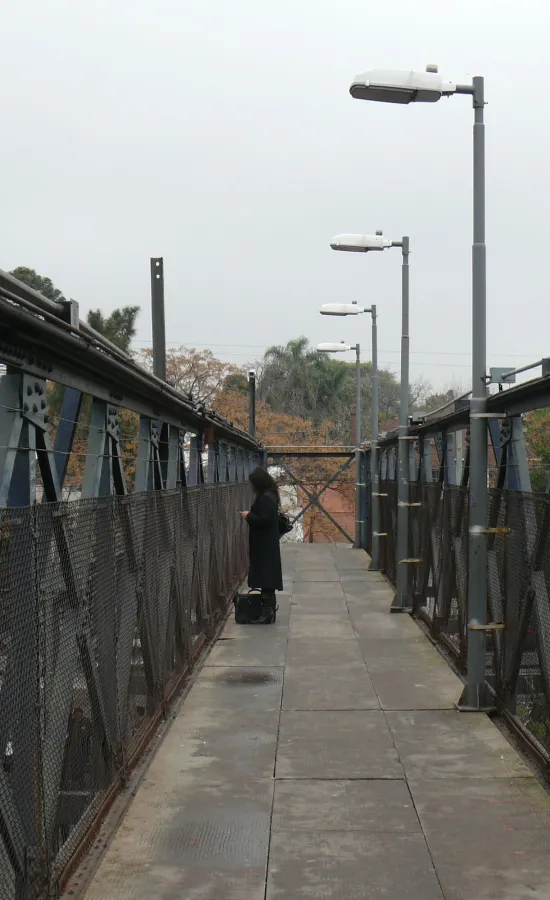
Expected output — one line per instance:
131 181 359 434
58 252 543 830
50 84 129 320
81 544 550 899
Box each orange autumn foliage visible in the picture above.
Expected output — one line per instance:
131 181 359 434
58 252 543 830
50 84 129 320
45 351 355 541
217 389 355 543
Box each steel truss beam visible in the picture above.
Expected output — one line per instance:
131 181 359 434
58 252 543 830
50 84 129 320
0 296 260 453
275 457 354 543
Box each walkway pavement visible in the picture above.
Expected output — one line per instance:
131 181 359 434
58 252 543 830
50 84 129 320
81 544 550 899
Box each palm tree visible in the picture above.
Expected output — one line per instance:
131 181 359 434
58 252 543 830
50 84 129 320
257 335 405 441
259 337 322 420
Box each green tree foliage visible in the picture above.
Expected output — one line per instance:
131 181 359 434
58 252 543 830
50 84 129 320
258 337 324 421
10 267 140 355
421 386 463 414
87 306 140 354
221 372 250 394
10 268 140 413
524 409 550 492
10 268 69 417
257 336 426 440
9 266 66 302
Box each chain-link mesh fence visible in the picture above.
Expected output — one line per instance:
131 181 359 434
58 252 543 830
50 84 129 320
0 481 251 899
378 479 397 584
491 490 550 758
378 480 550 763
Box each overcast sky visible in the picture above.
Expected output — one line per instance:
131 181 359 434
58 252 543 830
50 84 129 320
2 0 549 390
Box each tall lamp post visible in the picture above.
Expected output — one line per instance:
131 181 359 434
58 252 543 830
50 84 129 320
316 341 362 549
348 66 487 708
329 233 410 607
320 303 379 568
248 369 256 438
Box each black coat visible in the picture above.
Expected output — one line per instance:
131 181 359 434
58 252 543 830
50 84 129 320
246 490 283 591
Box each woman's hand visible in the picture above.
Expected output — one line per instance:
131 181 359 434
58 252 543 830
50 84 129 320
238 511 249 520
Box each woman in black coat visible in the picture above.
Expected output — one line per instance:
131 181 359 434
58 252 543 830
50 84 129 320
240 468 283 608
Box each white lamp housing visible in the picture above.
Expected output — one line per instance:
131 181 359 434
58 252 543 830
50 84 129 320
350 68 456 104
316 342 351 353
320 303 363 316
330 233 392 252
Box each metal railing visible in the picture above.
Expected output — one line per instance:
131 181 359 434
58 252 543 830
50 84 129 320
361 370 550 770
0 275 260 898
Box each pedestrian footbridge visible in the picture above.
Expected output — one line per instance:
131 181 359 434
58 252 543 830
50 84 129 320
4 272 550 899
69 544 550 900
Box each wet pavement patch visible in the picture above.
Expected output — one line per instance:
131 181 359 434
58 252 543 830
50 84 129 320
215 669 282 686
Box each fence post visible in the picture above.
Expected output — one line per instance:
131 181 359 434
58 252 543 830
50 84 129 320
150 257 166 383
444 432 457 485
207 441 218 483
229 445 237 482
218 442 229 482
363 448 371 553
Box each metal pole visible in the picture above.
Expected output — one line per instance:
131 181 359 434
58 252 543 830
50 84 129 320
456 429 463 483
248 370 256 438
369 305 380 569
150 257 166 382
392 237 411 611
459 76 490 710
354 343 362 548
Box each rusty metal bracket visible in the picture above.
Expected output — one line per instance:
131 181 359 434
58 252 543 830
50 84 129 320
470 526 511 535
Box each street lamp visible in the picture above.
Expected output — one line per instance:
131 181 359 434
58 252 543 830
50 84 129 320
319 305 378 565
316 340 363 549
349 65 487 710
329 233 409 601
349 67 457 104
331 234 392 252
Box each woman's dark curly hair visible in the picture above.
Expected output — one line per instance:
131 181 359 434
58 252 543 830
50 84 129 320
249 467 280 504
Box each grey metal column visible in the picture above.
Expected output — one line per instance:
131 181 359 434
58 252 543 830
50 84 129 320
151 257 166 382
456 429 463 483
360 450 368 550
369 305 380 569
459 76 490 710
392 236 411 610
207 442 218 483
248 370 256 438
354 343 362 548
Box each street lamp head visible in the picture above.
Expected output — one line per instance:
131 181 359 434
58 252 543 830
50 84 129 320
330 233 392 252
316 342 352 353
320 303 363 316
350 67 457 104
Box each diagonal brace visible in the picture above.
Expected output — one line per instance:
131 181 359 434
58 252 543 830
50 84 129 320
279 459 354 542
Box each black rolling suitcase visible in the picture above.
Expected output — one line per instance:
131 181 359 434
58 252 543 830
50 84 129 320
234 589 278 624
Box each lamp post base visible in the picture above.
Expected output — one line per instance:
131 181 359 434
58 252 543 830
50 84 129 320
390 591 413 614
456 682 496 713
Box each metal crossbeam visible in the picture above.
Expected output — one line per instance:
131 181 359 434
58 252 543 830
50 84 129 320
277 458 354 543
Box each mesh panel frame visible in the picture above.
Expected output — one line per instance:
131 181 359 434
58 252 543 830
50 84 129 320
0 482 251 898
378 481 550 760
